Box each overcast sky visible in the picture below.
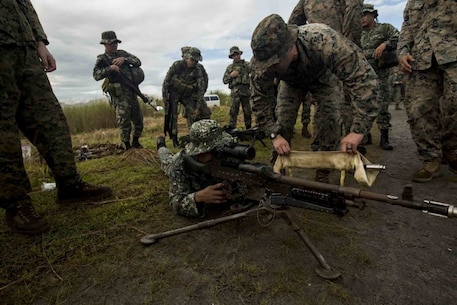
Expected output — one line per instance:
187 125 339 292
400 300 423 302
32 0 407 104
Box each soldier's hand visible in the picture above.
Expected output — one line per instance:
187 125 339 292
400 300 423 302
229 70 240 78
399 55 415 73
37 41 56 72
195 183 230 204
112 57 126 66
373 43 387 59
110 64 120 72
341 132 364 153
272 136 290 155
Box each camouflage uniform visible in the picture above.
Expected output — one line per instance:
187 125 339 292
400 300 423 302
361 20 400 132
288 0 363 149
223 46 252 129
250 16 378 149
162 48 207 141
158 120 233 217
0 0 82 209
398 0 457 178
288 0 363 46
93 33 144 148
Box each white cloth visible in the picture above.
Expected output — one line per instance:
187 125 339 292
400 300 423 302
273 151 381 187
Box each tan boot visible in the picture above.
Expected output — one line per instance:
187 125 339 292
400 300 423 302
412 158 442 183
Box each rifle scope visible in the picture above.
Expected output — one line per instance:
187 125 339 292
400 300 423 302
214 143 256 160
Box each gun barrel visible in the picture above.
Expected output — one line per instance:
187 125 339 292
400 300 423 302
364 164 386 170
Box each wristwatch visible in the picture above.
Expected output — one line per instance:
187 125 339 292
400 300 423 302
270 132 278 140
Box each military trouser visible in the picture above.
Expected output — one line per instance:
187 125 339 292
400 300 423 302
300 93 312 126
404 61 457 160
229 88 252 128
375 68 392 130
110 86 144 143
276 80 342 152
0 45 79 209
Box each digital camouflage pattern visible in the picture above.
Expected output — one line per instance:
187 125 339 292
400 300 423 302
93 48 144 143
0 0 80 208
288 0 363 47
398 0 457 160
361 22 400 130
250 16 378 147
223 53 252 128
158 120 233 217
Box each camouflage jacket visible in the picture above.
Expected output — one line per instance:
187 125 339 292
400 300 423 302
93 50 141 82
158 148 218 217
398 0 457 70
197 63 209 92
0 0 48 46
223 59 251 92
361 23 400 69
162 59 206 108
251 23 378 136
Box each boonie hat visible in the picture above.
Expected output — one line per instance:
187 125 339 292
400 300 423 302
181 46 191 57
100 31 122 44
362 4 378 17
250 14 298 71
229 46 243 58
187 47 203 62
185 120 232 156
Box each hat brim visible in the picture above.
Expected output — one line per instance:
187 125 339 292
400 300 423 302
250 25 298 72
100 39 122 45
185 132 232 156
229 51 243 59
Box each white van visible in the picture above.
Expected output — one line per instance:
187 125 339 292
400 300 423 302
204 94 221 107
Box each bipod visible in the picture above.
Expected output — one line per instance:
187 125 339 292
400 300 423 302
140 198 341 280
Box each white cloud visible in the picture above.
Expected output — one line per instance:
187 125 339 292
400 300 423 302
31 0 406 104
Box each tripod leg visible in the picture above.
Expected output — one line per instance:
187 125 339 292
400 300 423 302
281 209 341 280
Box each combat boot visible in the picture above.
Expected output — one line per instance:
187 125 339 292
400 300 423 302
123 141 131 150
443 150 457 174
315 169 330 184
157 136 166 150
132 137 143 149
56 179 112 205
5 200 50 235
412 158 442 183
172 136 180 148
301 125 311 138
380 129 393 150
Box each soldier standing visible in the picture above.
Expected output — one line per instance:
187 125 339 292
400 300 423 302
361 4 400 150
1 0 112 235
93 31 144 150
222 46 252 130
162 47 207 147
398 0 457 182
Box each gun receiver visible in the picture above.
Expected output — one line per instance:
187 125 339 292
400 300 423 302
141 145 456 280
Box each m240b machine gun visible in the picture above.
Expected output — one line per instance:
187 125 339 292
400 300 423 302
141 144 457 280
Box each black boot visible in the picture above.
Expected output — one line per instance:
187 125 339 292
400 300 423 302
157 136 166 150
123 141 131 150
132 137 143 149
380 129 393 150
172 136 180 148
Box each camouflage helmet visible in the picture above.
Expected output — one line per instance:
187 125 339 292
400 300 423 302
185 120 232 156
362 4 378 17
250 14 298 71
181 46 191 58
100 31 122 44
186 47 203 62
229 46 243 58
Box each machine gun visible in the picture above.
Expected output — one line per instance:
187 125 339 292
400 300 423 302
118 70 157 111
141 144 457 280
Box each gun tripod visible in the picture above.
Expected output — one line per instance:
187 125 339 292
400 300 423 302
140 197 342 280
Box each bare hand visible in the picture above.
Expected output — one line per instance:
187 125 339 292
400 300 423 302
195 183 231 204
341 132 364 153
272 135 290 155
229 70 240 78
37 41 56 72
373 42 387 59
399 55 415 73
112 57 126 66
110 64 120 72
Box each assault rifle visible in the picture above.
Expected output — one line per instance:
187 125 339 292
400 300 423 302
118 70 157 111
222 126 267 147
141 144 456 280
